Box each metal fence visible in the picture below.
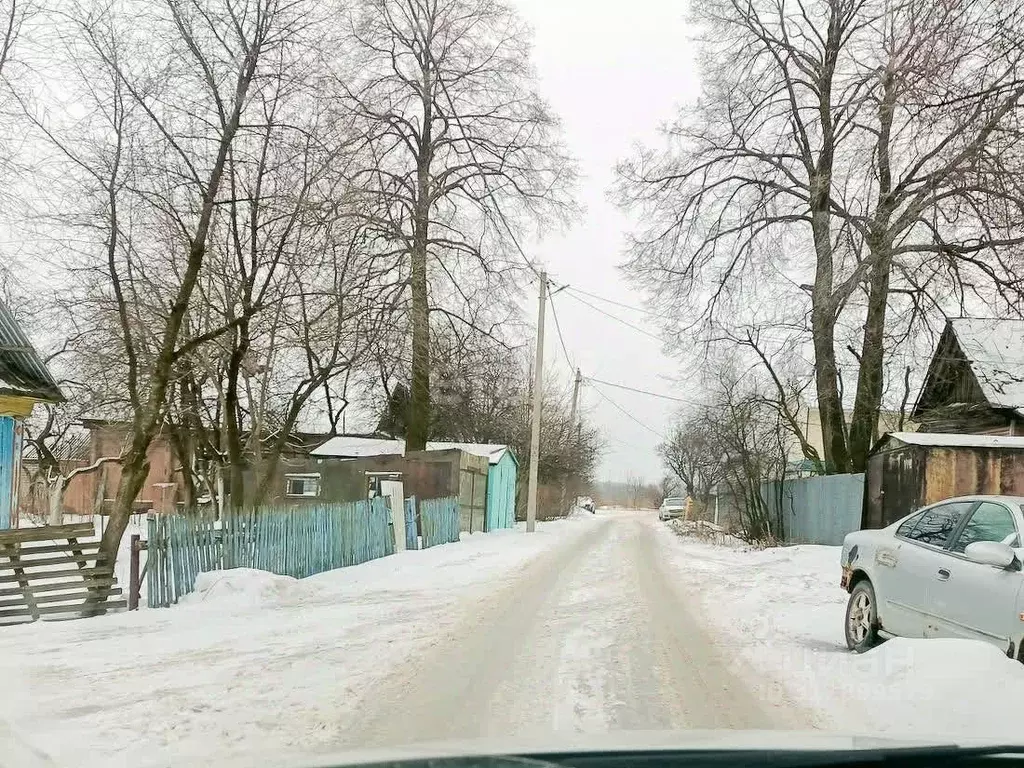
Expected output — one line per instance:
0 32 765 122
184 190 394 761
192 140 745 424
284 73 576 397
146 497 399 608
420 497 460 548
761 473 864 545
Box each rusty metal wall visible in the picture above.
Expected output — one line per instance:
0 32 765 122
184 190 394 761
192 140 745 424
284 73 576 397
866 445 1024 529
922 447 1024 503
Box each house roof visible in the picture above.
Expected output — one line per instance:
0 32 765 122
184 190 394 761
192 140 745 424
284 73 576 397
882 431 1024 450
0 300 63 403
943 318 1024 413
312 435 514 465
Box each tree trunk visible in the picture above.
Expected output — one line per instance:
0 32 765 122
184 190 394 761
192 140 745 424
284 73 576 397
224 324 249 512
407 65 434 453
847 247 892 472
848 70 897 473
47 481 63 527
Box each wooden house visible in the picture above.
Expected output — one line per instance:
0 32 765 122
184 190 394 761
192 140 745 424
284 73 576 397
0 300 63 528
912 318 1024 434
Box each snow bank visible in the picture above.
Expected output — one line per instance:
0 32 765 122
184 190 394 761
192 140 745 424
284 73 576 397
651 519 1024 742
179 568 308 609
0 516 597 768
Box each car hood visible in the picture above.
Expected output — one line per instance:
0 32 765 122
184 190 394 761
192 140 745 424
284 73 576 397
212 730 978 768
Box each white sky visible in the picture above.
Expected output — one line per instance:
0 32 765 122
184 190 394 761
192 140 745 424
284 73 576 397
510 0 701 483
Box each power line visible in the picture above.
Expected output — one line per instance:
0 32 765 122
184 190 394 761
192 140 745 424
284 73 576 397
563 285 662 317
547 290 575 372
560 289 665 343
589 383 667 440
585 375 696 404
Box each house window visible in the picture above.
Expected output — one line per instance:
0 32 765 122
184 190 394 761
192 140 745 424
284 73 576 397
285 474 320 498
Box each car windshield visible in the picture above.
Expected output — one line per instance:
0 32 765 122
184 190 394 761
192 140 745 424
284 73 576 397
2 0 1022 765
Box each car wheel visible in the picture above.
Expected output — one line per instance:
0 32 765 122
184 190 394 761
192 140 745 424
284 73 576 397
845 580 880 653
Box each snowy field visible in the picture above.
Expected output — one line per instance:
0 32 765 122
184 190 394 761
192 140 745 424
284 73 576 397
652 520 1024 744
0 516 600 768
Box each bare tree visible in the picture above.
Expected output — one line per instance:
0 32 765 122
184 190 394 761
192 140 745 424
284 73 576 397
343 0 577 451
618 0 1024 473
35 0 315 577
660 416 723 515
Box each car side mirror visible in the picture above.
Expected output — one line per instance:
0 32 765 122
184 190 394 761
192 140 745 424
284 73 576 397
965 541 1017 569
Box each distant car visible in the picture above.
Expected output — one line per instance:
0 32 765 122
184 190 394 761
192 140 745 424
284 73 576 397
578 496 596 513
840 495 1024 656
659 497 686 521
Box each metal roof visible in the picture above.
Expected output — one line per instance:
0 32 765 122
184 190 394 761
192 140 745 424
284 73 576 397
0 300 63 403
885 431 1024 449
312 436 513 465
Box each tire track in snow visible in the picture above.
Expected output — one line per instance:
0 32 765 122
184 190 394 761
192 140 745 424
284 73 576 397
343 512 786 750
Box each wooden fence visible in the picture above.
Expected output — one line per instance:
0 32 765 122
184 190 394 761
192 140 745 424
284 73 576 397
420 497 460 548
146 497 409 608
0 522 125 624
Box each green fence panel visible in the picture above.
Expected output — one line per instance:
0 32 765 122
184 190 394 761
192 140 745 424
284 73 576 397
145 498 413 608
420 497 460 548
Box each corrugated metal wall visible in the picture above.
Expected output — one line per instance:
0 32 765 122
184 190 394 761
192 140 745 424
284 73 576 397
761 473 864 545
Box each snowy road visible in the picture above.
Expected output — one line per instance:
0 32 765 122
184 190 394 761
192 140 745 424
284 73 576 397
346 512 783 748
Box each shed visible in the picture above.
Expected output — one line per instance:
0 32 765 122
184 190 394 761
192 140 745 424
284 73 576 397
864 431 1024 529
311 436 518 531
0 300 64 528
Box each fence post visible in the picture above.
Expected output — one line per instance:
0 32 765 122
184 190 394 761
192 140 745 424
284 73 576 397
128 534 140 611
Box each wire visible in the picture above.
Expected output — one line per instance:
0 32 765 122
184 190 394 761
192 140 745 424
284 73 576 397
589 384 667 440
563 285 662 317
547 290 576 373
560 290 665 343
585 375 696 404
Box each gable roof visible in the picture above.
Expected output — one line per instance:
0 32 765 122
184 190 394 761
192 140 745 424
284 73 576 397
915 318 1024 417
0 300 63 403
312 435 514 465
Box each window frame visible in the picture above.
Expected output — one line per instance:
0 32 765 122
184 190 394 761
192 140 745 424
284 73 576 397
285 473 321 498
947 500 1020 555
894 500 979 551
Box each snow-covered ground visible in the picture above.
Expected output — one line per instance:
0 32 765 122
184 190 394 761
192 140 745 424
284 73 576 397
0 517 600 768
651 519 1024 743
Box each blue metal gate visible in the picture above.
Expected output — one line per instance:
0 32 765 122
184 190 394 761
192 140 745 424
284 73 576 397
404 496 418 550
0 416 17 529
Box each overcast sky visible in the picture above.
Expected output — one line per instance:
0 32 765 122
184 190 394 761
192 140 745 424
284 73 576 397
508 0 701 483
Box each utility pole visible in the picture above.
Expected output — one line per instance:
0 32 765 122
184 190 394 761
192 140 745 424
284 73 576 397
568 367 582 433
560 367 583 515
526 271 546 532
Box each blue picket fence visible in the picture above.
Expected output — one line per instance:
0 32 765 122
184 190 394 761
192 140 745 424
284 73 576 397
420 497 460 548
146 497 397 608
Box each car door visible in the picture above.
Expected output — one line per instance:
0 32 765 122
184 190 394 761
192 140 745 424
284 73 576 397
881 500 976 638
927 501 1024 650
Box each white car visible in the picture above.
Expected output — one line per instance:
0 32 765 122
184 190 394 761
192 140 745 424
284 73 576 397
659 497 687 521
840 494 1024 656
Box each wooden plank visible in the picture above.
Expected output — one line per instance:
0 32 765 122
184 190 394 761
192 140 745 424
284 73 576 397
0 587 122 609
6 541 101 557
0 578 118 599
0 524 95 545
0 605 33 619
0 544 40 620
0 552 96 569
0 567 111 584
0 599 126 619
